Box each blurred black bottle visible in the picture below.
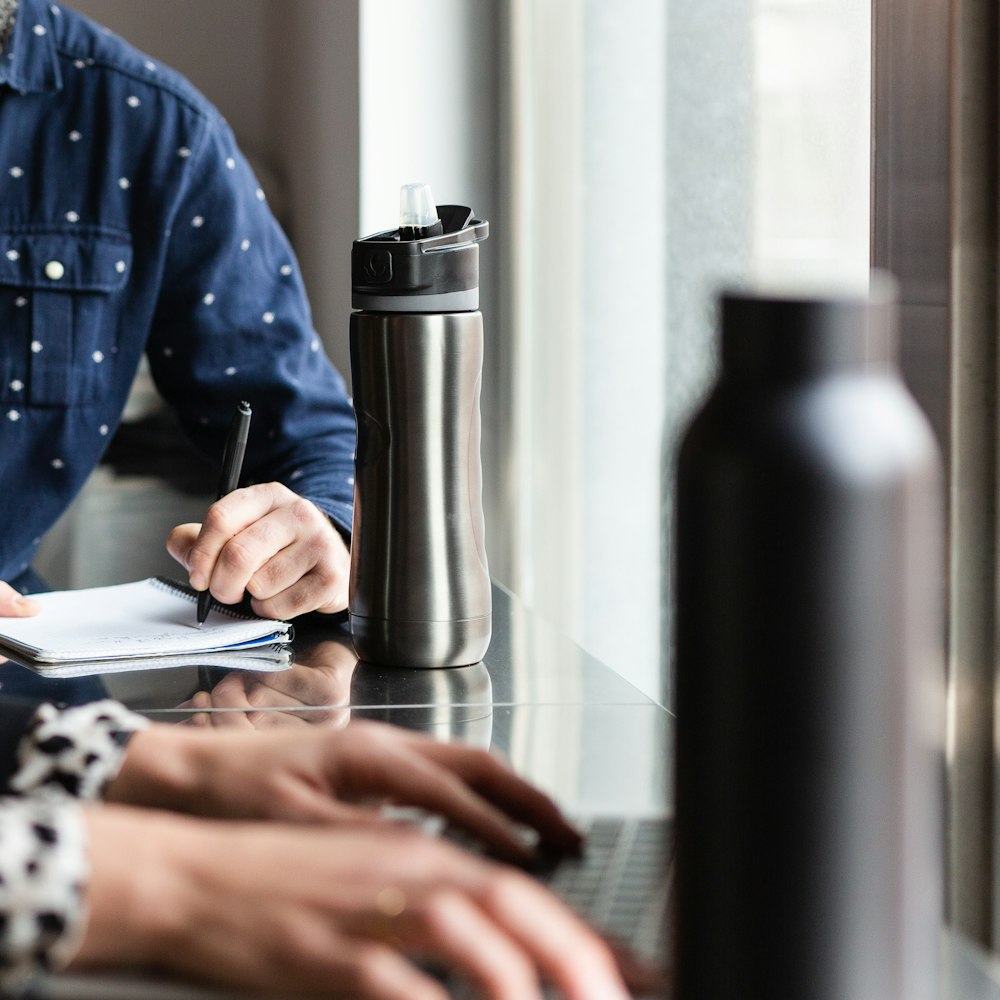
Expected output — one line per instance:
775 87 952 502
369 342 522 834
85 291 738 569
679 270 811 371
673 278 943 1000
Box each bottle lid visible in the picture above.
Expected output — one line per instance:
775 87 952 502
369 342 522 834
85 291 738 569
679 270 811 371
352 184 489 313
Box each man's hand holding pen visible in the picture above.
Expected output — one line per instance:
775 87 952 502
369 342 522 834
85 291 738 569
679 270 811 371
168 399 350 622
168 481 350 621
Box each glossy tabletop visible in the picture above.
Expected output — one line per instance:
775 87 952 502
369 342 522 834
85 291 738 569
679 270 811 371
0 583 668 816
0 582 996 998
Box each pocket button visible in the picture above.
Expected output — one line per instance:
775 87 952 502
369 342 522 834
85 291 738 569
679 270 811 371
44 260 65 280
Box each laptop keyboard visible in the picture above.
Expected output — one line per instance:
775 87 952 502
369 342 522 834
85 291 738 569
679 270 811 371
414 810 675 998
537 815 673 962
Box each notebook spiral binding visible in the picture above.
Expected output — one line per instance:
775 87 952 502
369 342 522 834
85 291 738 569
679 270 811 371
151 576 260 622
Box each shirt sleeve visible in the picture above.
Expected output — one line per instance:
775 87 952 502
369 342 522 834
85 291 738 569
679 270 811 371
0 795 89 987
7 701 149 802
145 109 357 537
0 702 150 983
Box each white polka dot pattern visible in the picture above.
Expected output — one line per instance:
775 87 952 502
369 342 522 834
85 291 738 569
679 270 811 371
0 0 357 589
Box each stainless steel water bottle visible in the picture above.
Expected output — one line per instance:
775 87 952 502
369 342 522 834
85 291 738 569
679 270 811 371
673 278 943 1000
348 184 491 668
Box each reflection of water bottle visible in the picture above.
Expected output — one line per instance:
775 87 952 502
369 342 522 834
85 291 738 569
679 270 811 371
673 279 943 1000
348 184 492 668
350 661 494 748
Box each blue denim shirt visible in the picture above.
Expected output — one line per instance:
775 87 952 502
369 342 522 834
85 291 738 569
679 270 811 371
0 0 356 591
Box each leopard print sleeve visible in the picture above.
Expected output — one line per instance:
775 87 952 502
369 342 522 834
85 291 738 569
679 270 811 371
0 795 89 986
0 701 150 984
9 701 149 801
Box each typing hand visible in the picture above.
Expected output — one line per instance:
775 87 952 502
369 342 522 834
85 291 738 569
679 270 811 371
105 719 582 864
80 809 635 1000
166 482 349 619
0 581 39 617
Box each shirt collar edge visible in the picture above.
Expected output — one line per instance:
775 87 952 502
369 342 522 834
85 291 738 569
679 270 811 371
1 0 62 95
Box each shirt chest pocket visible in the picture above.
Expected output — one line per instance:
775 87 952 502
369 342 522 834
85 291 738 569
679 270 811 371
0 229 132 407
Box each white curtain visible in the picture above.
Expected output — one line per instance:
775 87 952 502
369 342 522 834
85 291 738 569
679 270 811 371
504 0 870 704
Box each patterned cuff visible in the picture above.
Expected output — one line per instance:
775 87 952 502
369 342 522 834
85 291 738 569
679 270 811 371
0 796 89 987
9 701 149 801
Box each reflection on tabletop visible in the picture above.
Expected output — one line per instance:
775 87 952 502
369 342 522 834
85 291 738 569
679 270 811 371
0 584 649 719
171 637 495 746
351 659 494 747
175 637 358 729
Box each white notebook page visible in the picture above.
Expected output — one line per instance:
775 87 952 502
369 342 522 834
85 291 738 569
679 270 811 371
0 578 291 663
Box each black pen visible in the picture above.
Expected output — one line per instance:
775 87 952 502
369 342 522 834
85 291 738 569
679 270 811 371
197 400 252 627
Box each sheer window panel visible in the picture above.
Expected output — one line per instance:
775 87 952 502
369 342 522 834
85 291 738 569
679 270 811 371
507 0 870 706
506 0 667 704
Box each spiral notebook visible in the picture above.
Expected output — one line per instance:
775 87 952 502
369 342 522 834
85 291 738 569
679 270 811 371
0 577 293 667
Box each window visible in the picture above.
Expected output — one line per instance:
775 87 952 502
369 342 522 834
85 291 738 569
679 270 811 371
506 0 871 703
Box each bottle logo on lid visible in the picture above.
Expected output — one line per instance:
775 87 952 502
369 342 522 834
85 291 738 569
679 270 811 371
361 249 393 285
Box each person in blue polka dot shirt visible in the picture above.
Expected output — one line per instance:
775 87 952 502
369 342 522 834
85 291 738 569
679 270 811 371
0 0 356 623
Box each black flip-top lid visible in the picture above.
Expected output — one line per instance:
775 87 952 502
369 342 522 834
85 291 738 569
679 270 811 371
351 205 489 313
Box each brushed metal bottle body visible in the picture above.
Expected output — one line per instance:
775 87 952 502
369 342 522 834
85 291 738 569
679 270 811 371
349 310 491 667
